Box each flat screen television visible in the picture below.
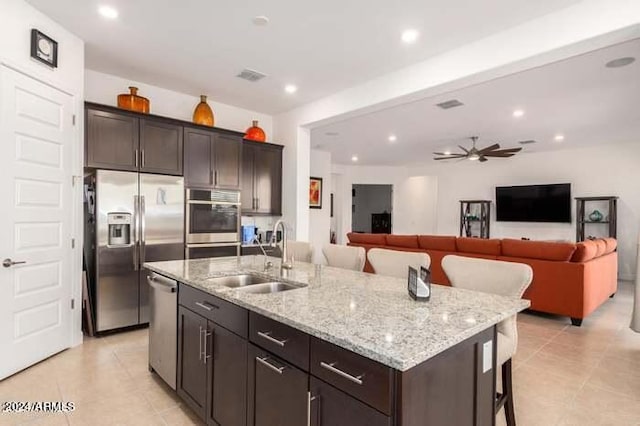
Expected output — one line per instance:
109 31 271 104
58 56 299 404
496 183 571 223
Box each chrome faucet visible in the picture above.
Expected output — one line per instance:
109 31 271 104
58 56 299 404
251 235 274 271
272 219 292 270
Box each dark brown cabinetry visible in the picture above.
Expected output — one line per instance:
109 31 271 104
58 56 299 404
242 141 283 215
248 344 308 426
175 282 496 426
139 119 183 175
177 284 248 425
184 127 242 190
177 306 208 419
86 108 139 171
85 104 183 176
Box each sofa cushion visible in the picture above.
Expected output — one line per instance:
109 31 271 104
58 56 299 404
386 235 419 248
456 237 501 255
347 233 387 245
603 238 617 254
418 235 457 251
593 239 607 257
501 239 576 262
571 240 598 262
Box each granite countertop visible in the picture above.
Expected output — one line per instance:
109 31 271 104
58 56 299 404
145 256 530 371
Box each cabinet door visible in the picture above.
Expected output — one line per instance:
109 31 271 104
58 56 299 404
241 144 255 213
184 128 213 188
309 377 391 426
214 134 242 190
140 119 183 175
208 324 248 426
254 147 282 215
248 344 308 426
177 306 208 421
86 109 138 171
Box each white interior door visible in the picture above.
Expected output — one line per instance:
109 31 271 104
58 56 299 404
0 65 74 379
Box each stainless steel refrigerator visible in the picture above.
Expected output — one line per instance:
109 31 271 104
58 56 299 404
85 170 184 332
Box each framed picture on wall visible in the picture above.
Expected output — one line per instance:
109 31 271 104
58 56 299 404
309 177 323 209
30 29 58 68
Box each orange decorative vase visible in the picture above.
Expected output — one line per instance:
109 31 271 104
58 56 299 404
193 95 214 127
244 120 266 142
117 86 150 113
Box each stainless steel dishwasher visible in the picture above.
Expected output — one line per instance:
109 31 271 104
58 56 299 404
148 272 177 389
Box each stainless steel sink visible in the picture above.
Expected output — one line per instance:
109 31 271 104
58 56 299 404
206 274 272 287
235 282 303 294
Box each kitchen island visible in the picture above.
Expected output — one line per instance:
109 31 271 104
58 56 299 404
145 256 529 426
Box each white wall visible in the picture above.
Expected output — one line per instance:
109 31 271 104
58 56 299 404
393 176 439 235
352 185 392 233
85 70 273 137
408 142 640 280
309 150 332 263
0 0 85 346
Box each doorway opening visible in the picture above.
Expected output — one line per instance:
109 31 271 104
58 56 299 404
351 184 392 234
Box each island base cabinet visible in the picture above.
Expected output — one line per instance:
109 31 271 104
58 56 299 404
248 345 308 426
177 306 208 420
309 377 391 426
208 325 248 426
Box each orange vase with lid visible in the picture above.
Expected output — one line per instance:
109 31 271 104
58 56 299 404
244 120 266 142
117 86 150 113
193 95 215 127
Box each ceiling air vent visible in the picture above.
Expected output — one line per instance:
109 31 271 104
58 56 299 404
236 68 267 82
518 139 537 145
436 99 464 109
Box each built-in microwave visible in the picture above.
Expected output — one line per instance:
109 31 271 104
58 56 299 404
186 189 241 245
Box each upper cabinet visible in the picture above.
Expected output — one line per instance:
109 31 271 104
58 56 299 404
85 104 183 176
183 127 242 190
242 140 283 216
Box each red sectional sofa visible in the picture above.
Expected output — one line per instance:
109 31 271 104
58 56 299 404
347 233 618 326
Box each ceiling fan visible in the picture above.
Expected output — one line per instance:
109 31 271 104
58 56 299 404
433 136 522 162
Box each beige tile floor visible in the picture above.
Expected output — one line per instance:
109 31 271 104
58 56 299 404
1 281 638 426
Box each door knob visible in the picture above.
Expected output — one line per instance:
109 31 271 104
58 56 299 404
3 258 26 268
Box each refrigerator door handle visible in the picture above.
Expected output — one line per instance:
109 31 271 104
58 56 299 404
141 195 146 265
133 195 139 271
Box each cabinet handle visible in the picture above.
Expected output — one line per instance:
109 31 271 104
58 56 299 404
195 301 218 311
320 362 364 385
214 171 218 185
257 331 287 347
307 391 317 426
257 197 259 210
198 326 203 361
134 149 139 167
141 149 145 168
256 356 285 375
209 170 214 185
203 330 212 364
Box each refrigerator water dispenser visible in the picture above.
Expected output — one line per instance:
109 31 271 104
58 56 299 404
107 212 132 246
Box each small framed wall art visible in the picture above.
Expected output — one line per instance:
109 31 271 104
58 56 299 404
309 177 323 209
31 29 58 68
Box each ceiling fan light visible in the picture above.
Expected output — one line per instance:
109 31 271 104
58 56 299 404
468 154 480 161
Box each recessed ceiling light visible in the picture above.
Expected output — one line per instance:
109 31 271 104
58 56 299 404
401 29 419 44
554 134 565 142
605 57 635 68
284 84 297 94
252 15 269 26
351 155 358 162
98 5 118 19
512 109 525 118
388 135 397 142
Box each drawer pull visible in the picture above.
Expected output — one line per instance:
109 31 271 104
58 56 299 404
320 362 364 385
256 356 285 375
257 331 288 347
195 301 218 311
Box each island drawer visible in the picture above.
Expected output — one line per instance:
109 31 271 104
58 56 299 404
310 337 394 416
249 312 309 371
178 283 248 338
